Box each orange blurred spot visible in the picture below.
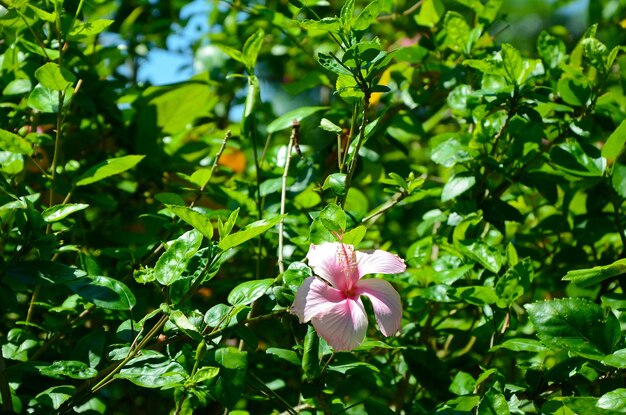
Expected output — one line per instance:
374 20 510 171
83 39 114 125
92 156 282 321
218 149 246 173
370 68 392 107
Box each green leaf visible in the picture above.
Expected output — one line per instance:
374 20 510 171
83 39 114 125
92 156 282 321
442 175 476 202
320 118 343 134
601 348 626 368
431 135 476 167
266 106 328 134
67 275 136 310
4 260 85 286
302 325 321 381
477 388 511 415
35 62 76 91
602 119 626 163
415 0 445 27
328 361 380 374
3 78 32 95
242 29 264 72
68 19 114 40
340 0 355 29
612 163 626 198
39 360 97 379
166 205 214 239
353 0 380 31
260 177 291 197
266 347 301 366
318 53 353 76
42 203 89 223
550 139 606 177
309 203 347 244
219 215 284 251
0 129 32 155
557 75 591 106
458 241 503 274
449 371 476 396
490 338 547 352
323 173 347 197
525 298 620 360
214 347 248 407
598 389 626 412
36 385 75 410
27 4 56 22
217 44 244 64
495 258 533 308
227 278 274 306
154 230 203 285
537 31 566 70
115 354 187 389
169 310 203 342
186 366 220 386
76 155 145 186
283 262 312 291
342 225 367 246
563 258 626 288
28 83 72 113
443 12 470 54
501 43 541 85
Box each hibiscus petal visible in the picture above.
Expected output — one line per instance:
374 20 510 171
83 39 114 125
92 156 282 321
292 276 345 323
311 298 368 351
355 249 406 278
357 278 402 337
306 242 359 291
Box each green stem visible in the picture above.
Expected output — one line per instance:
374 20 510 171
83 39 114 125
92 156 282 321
277 122 297 274
340 92 370 207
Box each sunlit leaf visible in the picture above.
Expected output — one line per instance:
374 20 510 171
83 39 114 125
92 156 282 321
76 155 145 186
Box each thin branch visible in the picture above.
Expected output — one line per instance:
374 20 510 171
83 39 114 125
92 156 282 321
277 121 298 274
340 91 371 207
0 353 13 412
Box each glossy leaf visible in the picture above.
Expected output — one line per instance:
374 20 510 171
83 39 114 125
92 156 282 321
76 155 145 186
214 348 248 407
563 258 626 288
442 175 476 202
41 203 89 223
36 385 75 410
166 205 214 239
266 347 301 366
526 298 620 360
602 119 626 163
227 278 273 306
39 360 97 379
495 258 533 308
219 215 285 251
68 19 114 40
266 106 328 134
67 275 136 310
115 354 187 389
154 230 203 285
35 62 76 91
597 389 626 412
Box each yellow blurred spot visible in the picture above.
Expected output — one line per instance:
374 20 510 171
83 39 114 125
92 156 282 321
218 149 246 173
370 68 392 107
620 18 626 29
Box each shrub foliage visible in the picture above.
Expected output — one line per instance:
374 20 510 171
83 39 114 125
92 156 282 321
1 0 626 413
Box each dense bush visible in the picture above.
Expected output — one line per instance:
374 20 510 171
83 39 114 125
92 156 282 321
1 0 626 413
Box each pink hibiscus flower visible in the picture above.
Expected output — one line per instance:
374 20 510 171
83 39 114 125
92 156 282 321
292 242 406 351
